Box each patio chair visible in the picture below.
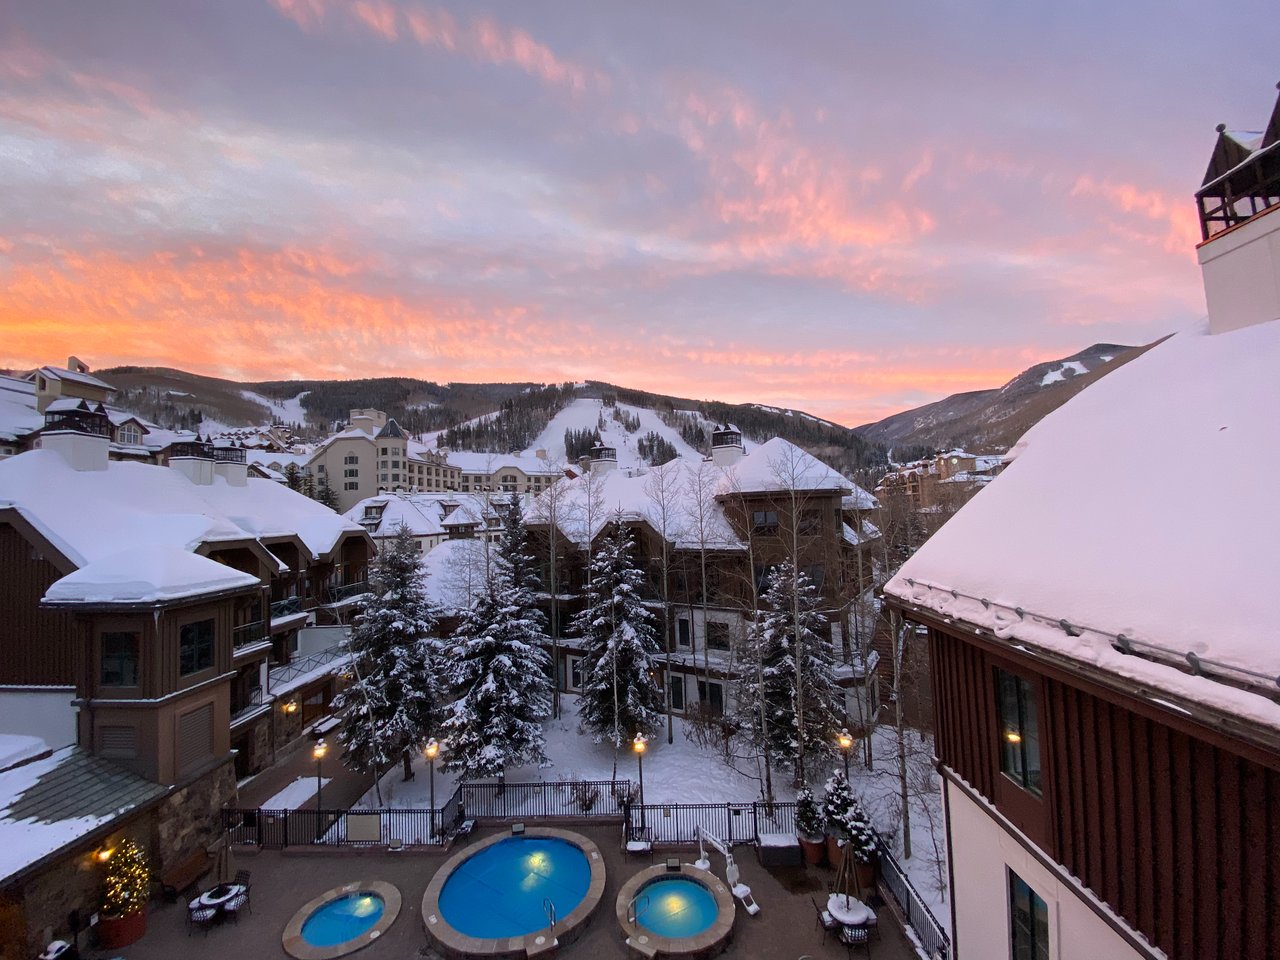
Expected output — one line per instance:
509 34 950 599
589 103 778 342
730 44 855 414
234 869 251 886
812 897 840 943
838 923 871 958
624 825 654 860
187 903 218 936
223 891 250 923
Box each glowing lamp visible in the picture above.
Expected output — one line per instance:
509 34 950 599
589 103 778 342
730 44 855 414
1005 730 1022 744
837 728 853 751
632 733 648 755
424 738 439 761
96 847 114 863
283 699 299 715
313 739 328 761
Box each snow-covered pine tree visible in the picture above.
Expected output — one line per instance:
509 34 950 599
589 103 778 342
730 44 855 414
333 524 443 789
441 497 553 779
283 462 303 491
314 471 339 510
823 769 877 863
571 518 665 748
736 561 841 786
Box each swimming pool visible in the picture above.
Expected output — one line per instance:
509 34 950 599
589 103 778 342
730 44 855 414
439 837 590 938
422 827 607 958
283 881 402 960
635 877 717 938
615 864 735 959
301 892 386 947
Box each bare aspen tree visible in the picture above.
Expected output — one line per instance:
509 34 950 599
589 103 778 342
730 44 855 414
684 458 719 691
643 461 685 744
531 455 570 717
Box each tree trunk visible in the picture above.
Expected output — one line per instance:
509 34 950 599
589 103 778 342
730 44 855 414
892 610 912 860
402 749 415 782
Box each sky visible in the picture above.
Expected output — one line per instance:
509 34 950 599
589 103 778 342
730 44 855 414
0 1 1275 426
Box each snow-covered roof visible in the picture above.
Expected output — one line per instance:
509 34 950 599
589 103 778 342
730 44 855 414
886 318 1280 730
0 450 364 587
421 537 487 612
843 489 880 511
0 745 166 885
0 376 45 442
442 449 561 475
45 545 260 605
35 365 115 392
344 492 453 538
715 437 853 496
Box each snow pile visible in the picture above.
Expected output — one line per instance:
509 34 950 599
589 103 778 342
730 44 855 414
45 546 259 604
888 318 1280 727
1038 360 1089 385
261 776 331 810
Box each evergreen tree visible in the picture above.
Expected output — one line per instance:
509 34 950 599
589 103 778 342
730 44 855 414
571 519 665 747
301 471 316 499
314 471 339 510
283 462 303 491
333 525 442 786
733 561 841 786
442 497 553 778
823 769 877 863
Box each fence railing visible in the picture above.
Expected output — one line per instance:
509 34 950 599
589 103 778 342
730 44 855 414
876 836 950 958
460 779 632 820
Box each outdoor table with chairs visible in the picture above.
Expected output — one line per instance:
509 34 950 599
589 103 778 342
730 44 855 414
187 870 251 934
815 893 876 957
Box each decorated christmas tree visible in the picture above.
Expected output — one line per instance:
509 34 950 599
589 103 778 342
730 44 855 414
102 838 150 917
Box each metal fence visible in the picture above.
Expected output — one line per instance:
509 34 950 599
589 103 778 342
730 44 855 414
460 779 632 820
876 836 950 958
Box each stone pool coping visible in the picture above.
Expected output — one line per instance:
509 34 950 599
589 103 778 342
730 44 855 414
282 880 402 960
615 864 735 959
421 827 606 959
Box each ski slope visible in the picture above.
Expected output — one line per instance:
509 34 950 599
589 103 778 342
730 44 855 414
522 398 721 469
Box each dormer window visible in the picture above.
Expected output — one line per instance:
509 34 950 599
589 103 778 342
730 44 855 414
118 424 141 445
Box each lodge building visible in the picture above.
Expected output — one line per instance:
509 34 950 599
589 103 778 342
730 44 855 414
884 87 1280 960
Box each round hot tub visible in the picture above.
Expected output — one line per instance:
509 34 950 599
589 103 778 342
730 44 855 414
616 865 735 959
422 828 606 958
283 881 401 960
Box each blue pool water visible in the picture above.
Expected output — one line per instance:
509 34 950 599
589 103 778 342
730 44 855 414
438 837 591 938
300 892 386 947
635 878 717 939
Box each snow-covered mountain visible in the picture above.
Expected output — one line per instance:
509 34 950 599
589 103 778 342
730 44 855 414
855 342 1150 454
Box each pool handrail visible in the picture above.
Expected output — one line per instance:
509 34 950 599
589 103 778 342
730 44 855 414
627 893 649 925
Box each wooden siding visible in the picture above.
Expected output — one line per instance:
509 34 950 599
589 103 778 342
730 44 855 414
930 627 1280 960
0 523 80 684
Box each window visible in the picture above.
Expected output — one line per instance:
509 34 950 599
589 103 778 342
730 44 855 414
669 675 685 711
344 468 358 478
344 454 359 465
997 668 1042 796
697 680 724 715
799 508 822 536
1009 871 1050 960
391 460 400 468
706 621 731 650
118 424 141 445
380 446 389 455
804 565 826 590
569 656 584 690
344 481 359 490
179 619 215 675
677 618 691 647
101 632 139 686
316 464 325 473
752 510 778 532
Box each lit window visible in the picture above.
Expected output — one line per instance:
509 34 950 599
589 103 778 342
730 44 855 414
997 668 1042 796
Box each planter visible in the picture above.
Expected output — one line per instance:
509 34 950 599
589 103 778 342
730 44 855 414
826 834 845 866
855 859 877 891
97 910 146 949
798 835 826 866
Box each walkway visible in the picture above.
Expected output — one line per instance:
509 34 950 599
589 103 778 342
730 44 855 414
236 738 381 811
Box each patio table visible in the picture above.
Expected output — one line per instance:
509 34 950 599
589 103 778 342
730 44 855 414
194 883 246 910
827 893 872 926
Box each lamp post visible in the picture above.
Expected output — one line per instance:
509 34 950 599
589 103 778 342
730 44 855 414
633 733 648 830
425 739 439 837
837 727 853 779
313 739 328 839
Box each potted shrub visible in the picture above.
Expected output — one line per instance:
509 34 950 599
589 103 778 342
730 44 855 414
822 769 857 865
96 839 150 948
846 797 879 890
794 787 826 865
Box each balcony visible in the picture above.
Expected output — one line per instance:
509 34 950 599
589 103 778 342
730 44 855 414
325 581 369 604
270 596 304 618
233 620 269 651
230 686 268 727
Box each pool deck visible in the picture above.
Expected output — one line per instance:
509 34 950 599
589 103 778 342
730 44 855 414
92 824 922 960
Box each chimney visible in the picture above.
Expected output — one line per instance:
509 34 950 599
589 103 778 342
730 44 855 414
1195 85 1280 334
589 443 617 474
40 401 110 471
67 356 90 374
170 435 215 485
710 424 744 467
212 444 248 486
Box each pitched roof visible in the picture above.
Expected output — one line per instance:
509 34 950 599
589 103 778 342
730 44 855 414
0 746 167 884
375 418 406 440
45 545 260 605
886 318 1280 731
35 365 116 392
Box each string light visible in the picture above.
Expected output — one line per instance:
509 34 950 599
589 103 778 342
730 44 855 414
101 838 150 917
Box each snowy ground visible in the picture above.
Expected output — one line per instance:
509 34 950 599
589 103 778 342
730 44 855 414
242 389 310 425
520 398 708 470
350 695 950 926
261 776 332 810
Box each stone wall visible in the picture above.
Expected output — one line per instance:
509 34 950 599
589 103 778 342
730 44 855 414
153 758 237 874
14 816 150 958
